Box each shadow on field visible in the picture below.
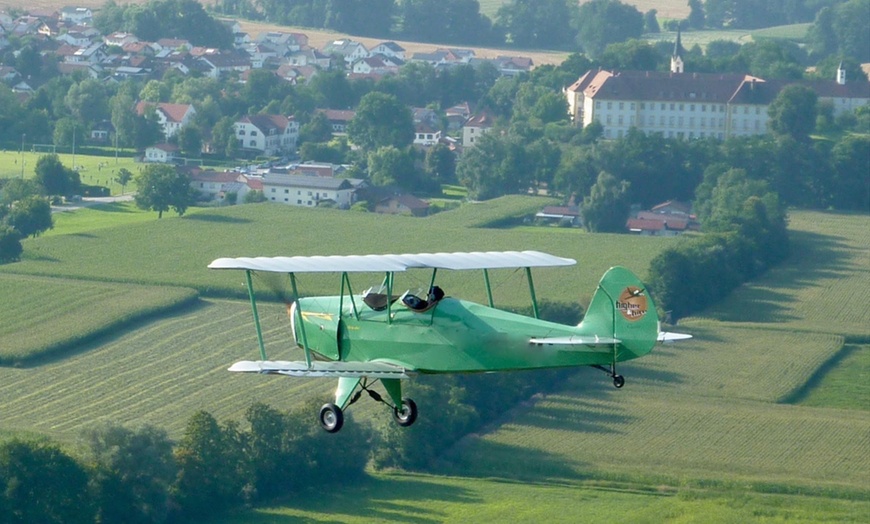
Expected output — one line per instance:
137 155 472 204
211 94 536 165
702 229 855 324
92 202 137 213
438 438 583 482
264 475 479 523
184 213 252 224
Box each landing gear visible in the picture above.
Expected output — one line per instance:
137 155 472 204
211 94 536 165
319 403 344 433
592 364 626 389
612 374 625 388
320 378 418 433
392 398 418 427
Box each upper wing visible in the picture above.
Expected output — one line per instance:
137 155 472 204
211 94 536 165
229 360 414 379
209 251 576 273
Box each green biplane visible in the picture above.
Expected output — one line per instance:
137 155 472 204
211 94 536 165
209 251 690 433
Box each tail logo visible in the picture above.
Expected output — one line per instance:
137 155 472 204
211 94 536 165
616 287 648 322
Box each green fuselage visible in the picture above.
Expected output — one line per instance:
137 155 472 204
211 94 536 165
295 296 642 373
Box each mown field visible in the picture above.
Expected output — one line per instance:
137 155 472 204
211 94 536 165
0 196 671 308
1 200 868 521
0 274 197 363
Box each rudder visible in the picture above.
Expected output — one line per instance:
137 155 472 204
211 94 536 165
579 266 659 362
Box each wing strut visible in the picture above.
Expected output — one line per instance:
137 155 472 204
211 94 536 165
525 266 540 319
288 272 312 368
245 270 268 360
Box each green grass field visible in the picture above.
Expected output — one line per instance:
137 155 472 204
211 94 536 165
206 472 869 524
0 201 868 522
0 274 197 363
0 150 139 195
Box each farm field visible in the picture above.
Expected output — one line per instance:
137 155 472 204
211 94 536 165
1 200 868 521
207 472 868 524
0 273 196 363
0 197 671 307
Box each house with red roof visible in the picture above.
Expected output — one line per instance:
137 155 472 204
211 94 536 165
135 101 196 139
233 114 299 156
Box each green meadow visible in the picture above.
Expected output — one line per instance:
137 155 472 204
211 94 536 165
0 200 867 522
0 149 139 195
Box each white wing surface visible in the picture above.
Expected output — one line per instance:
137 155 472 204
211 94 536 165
209 251 576 273
229 360 414 378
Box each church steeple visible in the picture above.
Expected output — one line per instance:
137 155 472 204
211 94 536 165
837 61 846 85
670 27 685 73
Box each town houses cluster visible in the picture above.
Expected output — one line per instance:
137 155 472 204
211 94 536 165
0 6 526 157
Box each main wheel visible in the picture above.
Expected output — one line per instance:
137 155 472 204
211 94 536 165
392 398 418 427
613 375 625 388
319 403 344 433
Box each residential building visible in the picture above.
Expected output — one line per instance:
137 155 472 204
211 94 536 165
233 114 299 156
462 110 496 147
375 193 429 216
144 143 179 163
135 102 196 139
262 172 356 208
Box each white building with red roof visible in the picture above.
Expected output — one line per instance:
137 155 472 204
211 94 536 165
233 114 299 156
135 102 196 139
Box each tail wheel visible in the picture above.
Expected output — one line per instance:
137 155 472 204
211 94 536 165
392 398 418 427
319 403 344 433
613 375 625 388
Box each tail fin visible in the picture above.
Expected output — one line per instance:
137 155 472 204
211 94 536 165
579 266 660 362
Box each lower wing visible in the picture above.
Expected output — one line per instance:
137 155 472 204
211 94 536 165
228 360 414 379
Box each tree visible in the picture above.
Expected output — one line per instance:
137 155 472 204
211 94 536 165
580 171 630 232
599 39 663 71
34 154 80 197
6 195 52 238
0 178 41 206
833 0 870 62
829 134 870 210
347 92 414 151
177 125 202 157
367 146 418 189
115 168 133 194
643 9 660 33
495 0 575 49
0 439 93 523
82 424 176 524
172 411 245 519
134 164 194 218
571 0 644 58
768 84 818 141
424 143 456 185
0 225 22 263
456 132 532 200
64 78 110 125
299 111 334 144
687 0 705 29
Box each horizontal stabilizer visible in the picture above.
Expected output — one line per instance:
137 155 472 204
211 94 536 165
228 360 413 379
529 335 620 346
657 332 693 343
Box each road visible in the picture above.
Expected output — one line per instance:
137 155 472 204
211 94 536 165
51 194 134 214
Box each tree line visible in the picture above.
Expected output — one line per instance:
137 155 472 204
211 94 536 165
210 0 865 61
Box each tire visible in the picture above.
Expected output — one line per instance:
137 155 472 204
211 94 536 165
319 403 344 433
613 375 625 389
392 398 418 427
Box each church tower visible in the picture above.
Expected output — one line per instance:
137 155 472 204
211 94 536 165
670 27 685 73
837 62 846 85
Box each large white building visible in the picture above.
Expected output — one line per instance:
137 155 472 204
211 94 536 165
233 114 299 156
566 39 869 141
262 173 355 208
